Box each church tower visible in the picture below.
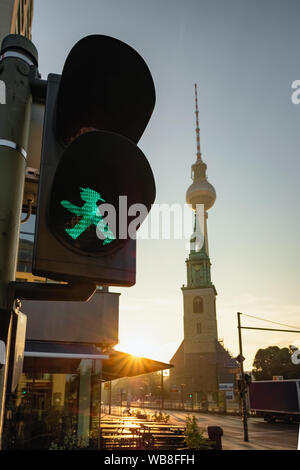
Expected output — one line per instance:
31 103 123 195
181 84 219 403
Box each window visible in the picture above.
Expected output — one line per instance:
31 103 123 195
196 322 202 334
3 361 102 450
193 296 203 313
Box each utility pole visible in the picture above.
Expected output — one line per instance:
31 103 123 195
237 312 249 442
0 34 38 449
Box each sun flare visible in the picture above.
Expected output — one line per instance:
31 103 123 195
115 338 157 360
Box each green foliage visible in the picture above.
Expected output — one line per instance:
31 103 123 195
152 411 170 423
128 408 170 423
252 345 300 380
184 415 212 450
130 408 148 419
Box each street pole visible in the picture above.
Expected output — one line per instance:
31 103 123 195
98 376 102 450
237 312 249 442
0 34 38 449
160 370 164 410
181 384 185 410
108 380 112 415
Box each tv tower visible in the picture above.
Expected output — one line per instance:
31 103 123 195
181 84 219 402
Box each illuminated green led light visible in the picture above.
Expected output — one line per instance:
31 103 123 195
60 187 115 245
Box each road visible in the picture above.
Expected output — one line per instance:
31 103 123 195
105 405 299 450
155 409 299 450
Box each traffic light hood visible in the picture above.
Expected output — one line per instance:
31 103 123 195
56 34 156 145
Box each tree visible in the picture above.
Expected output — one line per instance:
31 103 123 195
252 345 300 380
184 416 212 449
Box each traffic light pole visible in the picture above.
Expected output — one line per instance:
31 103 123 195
237 312 249 442
0 35 38 449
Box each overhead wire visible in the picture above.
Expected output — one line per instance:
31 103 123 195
240 312 300 332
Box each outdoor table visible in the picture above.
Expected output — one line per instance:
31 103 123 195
142 423 169 427
142 430 174 435
141 423 185 433
100 423 141 437
121 418 148 424
141 424 173 431
102 425 140 431
101 434 142 449
142 432 186 450
121 417 142 420
101 429 135 436
169 425 185 434
100 420 124 424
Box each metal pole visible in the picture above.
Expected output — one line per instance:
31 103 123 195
108 380 112 415
181 384 185 410
98 377 102 450
160 371 164 410
237 312 249 442
0 34 38 449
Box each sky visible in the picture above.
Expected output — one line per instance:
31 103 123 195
30 0 300 369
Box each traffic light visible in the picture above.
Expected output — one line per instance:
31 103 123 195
32 35 156 287
237 373 251 397
244 373 252 386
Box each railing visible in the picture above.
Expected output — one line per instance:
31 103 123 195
110 400 241 415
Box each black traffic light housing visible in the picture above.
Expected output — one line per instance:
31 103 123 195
244 373 252 386
32 35 156 287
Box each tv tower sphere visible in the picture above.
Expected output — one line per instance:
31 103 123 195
186 84 216 211
186 164 216 211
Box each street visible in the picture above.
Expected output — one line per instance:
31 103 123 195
109 406 299 451
159 409 299 450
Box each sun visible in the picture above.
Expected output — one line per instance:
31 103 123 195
115 338 157 360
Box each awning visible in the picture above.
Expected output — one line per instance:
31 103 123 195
24 341 172 380
25 341 109 360
102 349 173 381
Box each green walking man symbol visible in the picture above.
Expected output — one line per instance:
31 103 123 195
60 187 115 245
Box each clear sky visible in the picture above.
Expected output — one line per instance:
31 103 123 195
31 0 300 369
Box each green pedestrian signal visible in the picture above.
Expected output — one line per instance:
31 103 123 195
60 187 115 245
